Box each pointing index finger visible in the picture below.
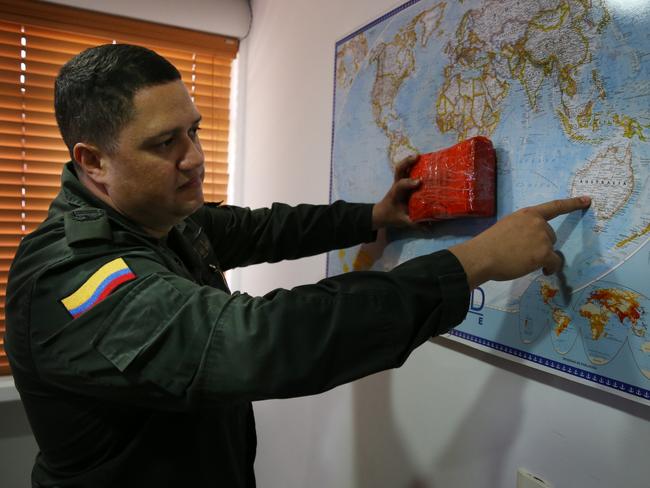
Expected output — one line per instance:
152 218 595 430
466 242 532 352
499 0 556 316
531 196 591 221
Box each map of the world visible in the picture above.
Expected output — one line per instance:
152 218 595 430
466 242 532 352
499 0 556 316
328 0 649 402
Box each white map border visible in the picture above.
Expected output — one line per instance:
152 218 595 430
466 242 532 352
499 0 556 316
327 0 650 405
441 330 650 405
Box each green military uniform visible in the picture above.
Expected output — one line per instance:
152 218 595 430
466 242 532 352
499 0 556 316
6 162 469 487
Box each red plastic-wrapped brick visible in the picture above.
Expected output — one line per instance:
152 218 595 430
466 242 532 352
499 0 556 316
408 136 496 222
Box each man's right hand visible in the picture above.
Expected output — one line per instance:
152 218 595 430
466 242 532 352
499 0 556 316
449 196 592 290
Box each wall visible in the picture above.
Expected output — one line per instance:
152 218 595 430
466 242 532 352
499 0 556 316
43 0 251 38
238 1 650 487
0 399 36 487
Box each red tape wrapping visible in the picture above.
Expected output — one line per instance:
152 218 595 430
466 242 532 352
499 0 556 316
408 136 496 222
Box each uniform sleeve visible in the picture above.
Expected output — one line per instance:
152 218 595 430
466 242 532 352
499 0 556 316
192 201 376 270
193 249 469 403
28 249 468 410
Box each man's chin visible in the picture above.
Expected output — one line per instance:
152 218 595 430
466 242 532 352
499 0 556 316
185 195 205 216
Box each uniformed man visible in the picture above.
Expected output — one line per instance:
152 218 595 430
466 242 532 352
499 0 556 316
5 44 590 487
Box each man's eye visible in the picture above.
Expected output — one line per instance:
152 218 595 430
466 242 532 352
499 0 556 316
189 126 201 139
158 137 174 148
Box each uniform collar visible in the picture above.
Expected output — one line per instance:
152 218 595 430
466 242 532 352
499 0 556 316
47 161 105 213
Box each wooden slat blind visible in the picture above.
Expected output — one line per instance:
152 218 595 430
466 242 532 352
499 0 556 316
0 0 238 375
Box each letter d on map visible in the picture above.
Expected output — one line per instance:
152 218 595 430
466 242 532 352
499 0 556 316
470 287 485 312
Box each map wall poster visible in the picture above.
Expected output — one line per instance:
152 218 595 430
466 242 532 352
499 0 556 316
327 0 650 403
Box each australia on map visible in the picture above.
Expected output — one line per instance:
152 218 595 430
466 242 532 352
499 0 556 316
329 0 649 401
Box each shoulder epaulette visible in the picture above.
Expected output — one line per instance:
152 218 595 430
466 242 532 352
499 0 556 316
64 207 113 246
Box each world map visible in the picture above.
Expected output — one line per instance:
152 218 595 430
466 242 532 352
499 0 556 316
329 0 649 402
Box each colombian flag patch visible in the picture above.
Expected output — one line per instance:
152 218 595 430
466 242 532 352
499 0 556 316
61 258 136 318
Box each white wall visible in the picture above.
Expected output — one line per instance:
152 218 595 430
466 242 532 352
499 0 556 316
44 0 251 38
238 1 650 487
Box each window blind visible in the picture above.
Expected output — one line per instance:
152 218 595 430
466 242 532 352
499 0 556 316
0 0 238 375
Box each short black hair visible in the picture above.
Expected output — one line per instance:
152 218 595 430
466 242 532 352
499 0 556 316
54 44 181 158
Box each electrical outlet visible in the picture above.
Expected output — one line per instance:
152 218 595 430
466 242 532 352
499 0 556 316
517 468 554 488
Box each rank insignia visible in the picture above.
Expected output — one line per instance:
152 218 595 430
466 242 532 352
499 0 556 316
61 257 136 318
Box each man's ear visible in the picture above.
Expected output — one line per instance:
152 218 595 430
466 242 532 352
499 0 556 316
73 143 107 183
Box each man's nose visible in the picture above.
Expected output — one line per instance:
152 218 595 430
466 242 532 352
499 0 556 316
178 136 204 171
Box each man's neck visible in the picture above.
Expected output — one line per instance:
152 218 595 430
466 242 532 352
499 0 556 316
77 170 172 239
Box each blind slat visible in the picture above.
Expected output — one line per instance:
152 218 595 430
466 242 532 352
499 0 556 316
0 146 70 160
0 158 66 171
0 120 60 137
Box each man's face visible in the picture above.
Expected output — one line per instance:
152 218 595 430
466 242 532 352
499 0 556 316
98 80 205 236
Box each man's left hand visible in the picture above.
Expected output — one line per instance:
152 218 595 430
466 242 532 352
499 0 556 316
371 154 421 230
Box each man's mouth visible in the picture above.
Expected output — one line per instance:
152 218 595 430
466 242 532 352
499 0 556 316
178 175 202 190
